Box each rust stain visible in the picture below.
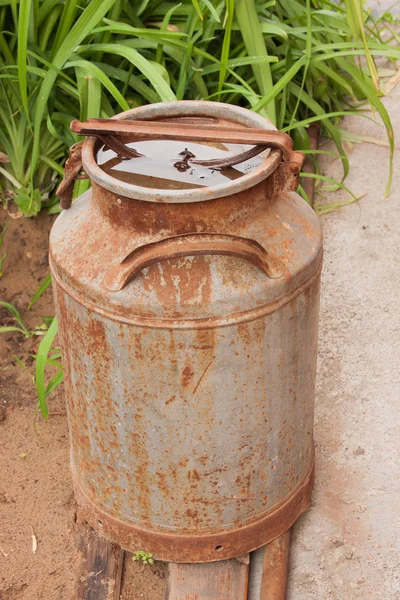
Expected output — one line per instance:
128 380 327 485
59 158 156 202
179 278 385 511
192 358 215 396
181 364 195 388
188 469 201 482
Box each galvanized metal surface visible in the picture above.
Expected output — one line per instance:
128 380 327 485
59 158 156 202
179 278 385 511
50 101 322 563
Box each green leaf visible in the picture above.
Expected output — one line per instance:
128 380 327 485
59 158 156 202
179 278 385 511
0 325 27 335
17 0 32 121
191 0 203 20
29 273 52 309
0 300 30 336
252 55 307 113
77 43 176 101
259 22 288 39
35 316 59 419
301 172 358 200
51 0 79 59
14 186 42 217
65 59 129 110
45 369 64 397
201 0 221 22
218 0 234 95
234 0 276 123
336 57 394 195
288 81 349 181
343 0 380 90
31 0 115 180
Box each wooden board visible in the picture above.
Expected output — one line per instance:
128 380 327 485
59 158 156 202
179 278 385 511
75 528 124 600
165 556 249 600
247 531 291 600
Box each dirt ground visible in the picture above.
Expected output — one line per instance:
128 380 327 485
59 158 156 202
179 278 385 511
0 210 166 599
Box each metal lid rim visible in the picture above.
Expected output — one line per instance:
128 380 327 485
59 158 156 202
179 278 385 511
81 101 279 204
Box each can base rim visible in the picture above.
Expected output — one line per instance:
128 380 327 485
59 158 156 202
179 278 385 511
73 457 314 563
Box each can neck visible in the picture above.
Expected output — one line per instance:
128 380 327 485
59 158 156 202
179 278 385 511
89 180 271 237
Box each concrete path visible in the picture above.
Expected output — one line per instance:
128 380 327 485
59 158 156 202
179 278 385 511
287 80 400 598
367 0 400 16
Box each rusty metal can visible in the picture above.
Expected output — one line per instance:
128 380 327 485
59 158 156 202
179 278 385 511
50 101 322 563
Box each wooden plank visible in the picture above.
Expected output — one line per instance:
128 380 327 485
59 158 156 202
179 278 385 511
247 547 266 600
247 531 291 600
164 556 249 600
75 527 124 600
260 530 291 600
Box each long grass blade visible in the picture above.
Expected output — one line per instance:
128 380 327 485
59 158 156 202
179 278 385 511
35 316 58 419
252 56 307 113
77 43 176 101
16 0 32 121
218 0 234 96
343 0 380 90
234 0 276 123
28 273 51 309
31 0 115 180
0 300 29 335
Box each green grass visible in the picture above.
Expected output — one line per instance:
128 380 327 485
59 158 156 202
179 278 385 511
0 0 398 416
0 0 398 215
0 300 48 337
34 316 62 419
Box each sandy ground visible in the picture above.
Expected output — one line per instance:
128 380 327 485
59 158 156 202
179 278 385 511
1 84 400 597
0 216 167 599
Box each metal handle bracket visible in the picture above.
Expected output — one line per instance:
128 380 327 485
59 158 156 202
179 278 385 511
103 233 285 292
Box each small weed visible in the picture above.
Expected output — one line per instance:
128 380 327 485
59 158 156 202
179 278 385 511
13 354 34 379
0 300 47 338
28 274 52 309
132 550 154 565
35 317 63 419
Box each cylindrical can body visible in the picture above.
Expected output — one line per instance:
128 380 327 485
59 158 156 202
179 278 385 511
50 102 322 562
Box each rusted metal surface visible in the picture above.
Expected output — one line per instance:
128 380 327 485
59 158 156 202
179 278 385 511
97 133 145 160
103 233 286 292
165 556 249 599
58 116 304 196
56 141 87 210
71 458 313 563
79 102 301 203
259 530 291 600
50 101 323 563
71 117 296 160
193 144 266 168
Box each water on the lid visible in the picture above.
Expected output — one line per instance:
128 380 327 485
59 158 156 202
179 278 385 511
96 139 264 190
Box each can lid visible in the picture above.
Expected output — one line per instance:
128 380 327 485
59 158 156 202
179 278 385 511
78 101 298 204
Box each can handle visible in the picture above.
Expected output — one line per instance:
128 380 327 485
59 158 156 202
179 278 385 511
103 233 285 292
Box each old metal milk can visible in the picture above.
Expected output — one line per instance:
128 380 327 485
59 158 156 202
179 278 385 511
50 101 322 563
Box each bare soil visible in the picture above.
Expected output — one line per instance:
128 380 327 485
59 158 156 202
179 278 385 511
0 207 166 599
